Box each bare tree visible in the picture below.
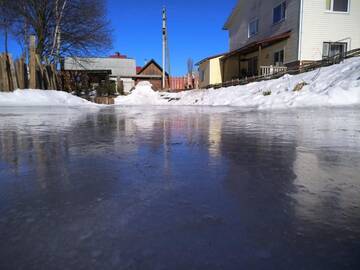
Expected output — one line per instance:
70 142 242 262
0 0 12 54
1 0 112 63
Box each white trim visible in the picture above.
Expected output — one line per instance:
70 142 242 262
298 0 304 61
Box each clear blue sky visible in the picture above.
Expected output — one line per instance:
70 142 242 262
0 0 236 76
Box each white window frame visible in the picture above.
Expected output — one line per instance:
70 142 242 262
273 1 286 25
248 18 259 38
322 41 348 58
325 0 350 13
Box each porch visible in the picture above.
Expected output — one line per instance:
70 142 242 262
260 65 288 77
221 31 291 82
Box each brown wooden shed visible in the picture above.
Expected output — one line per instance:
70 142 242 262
135 59 169 91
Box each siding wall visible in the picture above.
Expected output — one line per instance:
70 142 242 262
199 61 211 88
64 58 136 77
300 0 360 61
209 57 223 85
226 0 301 64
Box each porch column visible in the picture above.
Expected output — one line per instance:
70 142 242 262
238 54 241 79
258 45 262 76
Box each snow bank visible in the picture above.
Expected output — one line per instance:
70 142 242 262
0 89 96 107
115 58 360 110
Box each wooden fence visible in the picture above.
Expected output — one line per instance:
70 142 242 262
0 36 61 92
169 75 199 92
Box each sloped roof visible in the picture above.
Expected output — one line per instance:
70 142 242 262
223 1 241 30
137 59 169 76
222 31 292 59
195 53 226 66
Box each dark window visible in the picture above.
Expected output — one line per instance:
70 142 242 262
200 70 205 82
274 50 285 66
333 0 349 12
323 42 347 58
273 2 286 24
248 57 258 76
326 0 349 12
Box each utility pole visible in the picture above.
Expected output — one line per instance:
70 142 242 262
162 6 167 90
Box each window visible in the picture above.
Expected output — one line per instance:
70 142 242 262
200 70 205 82
326 0 349 12
323 42 348 58
248 18 259 38
247 57 258 76
274 50 285 66
273 2 286 24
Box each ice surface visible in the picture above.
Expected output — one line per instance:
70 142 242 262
0 106 359 269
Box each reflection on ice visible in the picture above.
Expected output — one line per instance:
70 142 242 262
0 106 359 269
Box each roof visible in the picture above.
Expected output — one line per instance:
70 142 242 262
223 1 241 30
64 57 136 77
137 59 169 76
120 74 163 79
136 66 142 73
109 52 128 59
195 53 226 66
222 31 292 59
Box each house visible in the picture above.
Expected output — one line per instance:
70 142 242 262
131 59 170 91
221 0 360 82
198 0 360 88
196 53 225 88
63 53 137 94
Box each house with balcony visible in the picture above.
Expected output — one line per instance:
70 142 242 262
198 0 360 87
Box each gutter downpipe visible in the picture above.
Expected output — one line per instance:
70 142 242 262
298 0 304 63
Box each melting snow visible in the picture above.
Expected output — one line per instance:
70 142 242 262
0 89 96 107
115 58 360 110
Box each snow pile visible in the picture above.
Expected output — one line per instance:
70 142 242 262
115 58 360 110
117 81 166 105
0 89 96 107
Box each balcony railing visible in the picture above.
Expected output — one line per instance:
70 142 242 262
260 65 287 77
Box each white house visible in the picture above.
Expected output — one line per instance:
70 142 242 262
221 0 360 82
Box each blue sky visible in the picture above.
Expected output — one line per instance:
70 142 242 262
0 0 236 75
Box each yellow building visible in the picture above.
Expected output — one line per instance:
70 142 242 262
196 54 224 89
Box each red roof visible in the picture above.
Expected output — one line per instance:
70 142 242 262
109 52 127 59
136 66 142 73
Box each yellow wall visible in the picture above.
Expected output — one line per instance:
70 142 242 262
209 57 223 85
199 56 223 88
199 61 210 88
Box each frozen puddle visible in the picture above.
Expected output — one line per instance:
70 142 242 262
0 106 359 269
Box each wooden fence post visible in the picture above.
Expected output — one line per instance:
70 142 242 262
29 35 36 89
0 55 4 91
9 55 18 90
0 54 10 92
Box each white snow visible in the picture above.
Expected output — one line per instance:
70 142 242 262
0 89 96 107
115 58 360 110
